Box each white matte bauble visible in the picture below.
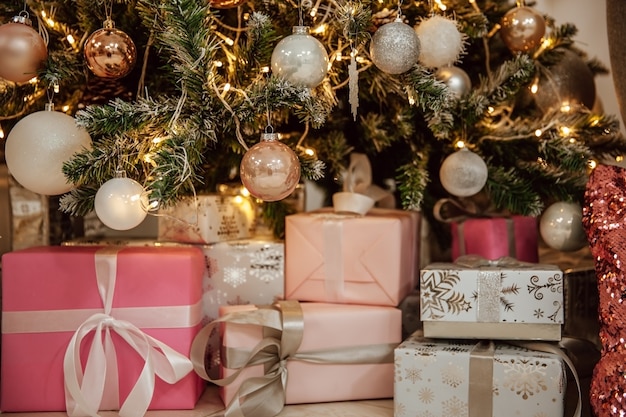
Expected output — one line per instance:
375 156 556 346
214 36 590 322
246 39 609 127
271 26 328 88
370 18 421 75
539 201 587 251
240 133 301 201
5 107 92 195
439 148 488 197
415 15 464 69
94 176 149 230
436 66 472 97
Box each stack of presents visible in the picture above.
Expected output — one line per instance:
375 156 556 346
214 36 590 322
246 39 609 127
0 184 598 416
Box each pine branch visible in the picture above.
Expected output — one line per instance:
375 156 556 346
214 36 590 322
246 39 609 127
397 159 429 211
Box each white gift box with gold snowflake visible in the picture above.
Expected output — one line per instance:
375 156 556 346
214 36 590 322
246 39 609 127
420 256 563 341
394 333 566 417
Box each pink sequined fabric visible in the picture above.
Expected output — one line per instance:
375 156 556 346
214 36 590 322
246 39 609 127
583 164 626 416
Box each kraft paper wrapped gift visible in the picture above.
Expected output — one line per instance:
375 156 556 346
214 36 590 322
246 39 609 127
191 301 401 416
394 333 569 417
420 255 564 341
158 194 255 244
451 215 539 263
284 208 420 306
1 246 206 414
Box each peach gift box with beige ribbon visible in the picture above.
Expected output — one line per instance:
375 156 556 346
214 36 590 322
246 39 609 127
0 245 206 414
284 208 420 307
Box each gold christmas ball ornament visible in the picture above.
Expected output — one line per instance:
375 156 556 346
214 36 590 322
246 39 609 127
84 20 137 79
209 0 247 8
500 6 546 53
0 14 48 83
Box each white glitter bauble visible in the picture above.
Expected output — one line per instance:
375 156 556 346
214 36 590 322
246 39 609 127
94 176 149 230
370 19 421 75
415 15 464 69
539 202 587 251
240 132 301 202
5 106 92 195
271 26 329 88
439 148 488 197
436 66 471 97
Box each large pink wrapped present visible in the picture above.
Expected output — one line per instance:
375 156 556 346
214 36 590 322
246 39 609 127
451 215 539 263
1 246 206 414
191 301 401 417
284 208 420 306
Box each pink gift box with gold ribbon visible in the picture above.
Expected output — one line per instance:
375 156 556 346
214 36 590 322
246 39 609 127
451 215 539 263
1 246 205 414
190 301 401 416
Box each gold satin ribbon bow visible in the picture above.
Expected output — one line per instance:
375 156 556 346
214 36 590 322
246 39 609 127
190 300 396 417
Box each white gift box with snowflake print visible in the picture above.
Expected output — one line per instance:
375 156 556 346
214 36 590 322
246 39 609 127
394 333 566 417
420 256 563 341
200 238 285 323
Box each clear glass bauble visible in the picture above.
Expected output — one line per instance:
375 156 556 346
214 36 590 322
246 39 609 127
370 19 420 75
271 26 329 88
5 105 92 195
240 133 301 201
439 148 488 197
94 176 149 230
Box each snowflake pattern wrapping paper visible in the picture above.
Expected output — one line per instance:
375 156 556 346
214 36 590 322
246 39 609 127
393 333 567 417
201 238 285 323
420 256 563 341
158 195 256 244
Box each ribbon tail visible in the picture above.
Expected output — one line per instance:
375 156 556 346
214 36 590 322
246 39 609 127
223 369 286 417
512 341 582 417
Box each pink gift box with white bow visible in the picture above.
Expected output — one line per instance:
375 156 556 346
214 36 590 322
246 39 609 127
1 246 205 414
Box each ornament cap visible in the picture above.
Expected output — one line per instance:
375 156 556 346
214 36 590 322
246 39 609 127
103 19 115 29
44 102 55 111
260 132 279 142
292 26 310 35
10 13 33 26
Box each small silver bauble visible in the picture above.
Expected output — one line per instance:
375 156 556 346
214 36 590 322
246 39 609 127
439 148 488 197
436 66 472 97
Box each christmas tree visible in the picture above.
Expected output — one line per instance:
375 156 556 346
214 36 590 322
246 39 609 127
1 0 624 244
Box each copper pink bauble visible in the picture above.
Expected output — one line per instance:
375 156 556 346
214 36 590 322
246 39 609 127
240 133 301 201
5 105 92 195
0 16 48 83
500 6 546 53
84 21 136 79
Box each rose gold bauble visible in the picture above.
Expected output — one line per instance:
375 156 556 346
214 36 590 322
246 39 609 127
0 15 48 83
84 20 136 79
500 6 546 53
209 0 247 8
240 133 301 202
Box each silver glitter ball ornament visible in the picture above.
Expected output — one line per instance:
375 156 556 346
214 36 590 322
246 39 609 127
370 19 420 75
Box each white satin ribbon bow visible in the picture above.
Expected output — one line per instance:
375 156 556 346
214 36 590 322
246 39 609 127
63 248 193 417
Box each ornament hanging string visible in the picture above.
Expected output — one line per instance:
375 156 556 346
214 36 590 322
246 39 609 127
209 79 248 152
